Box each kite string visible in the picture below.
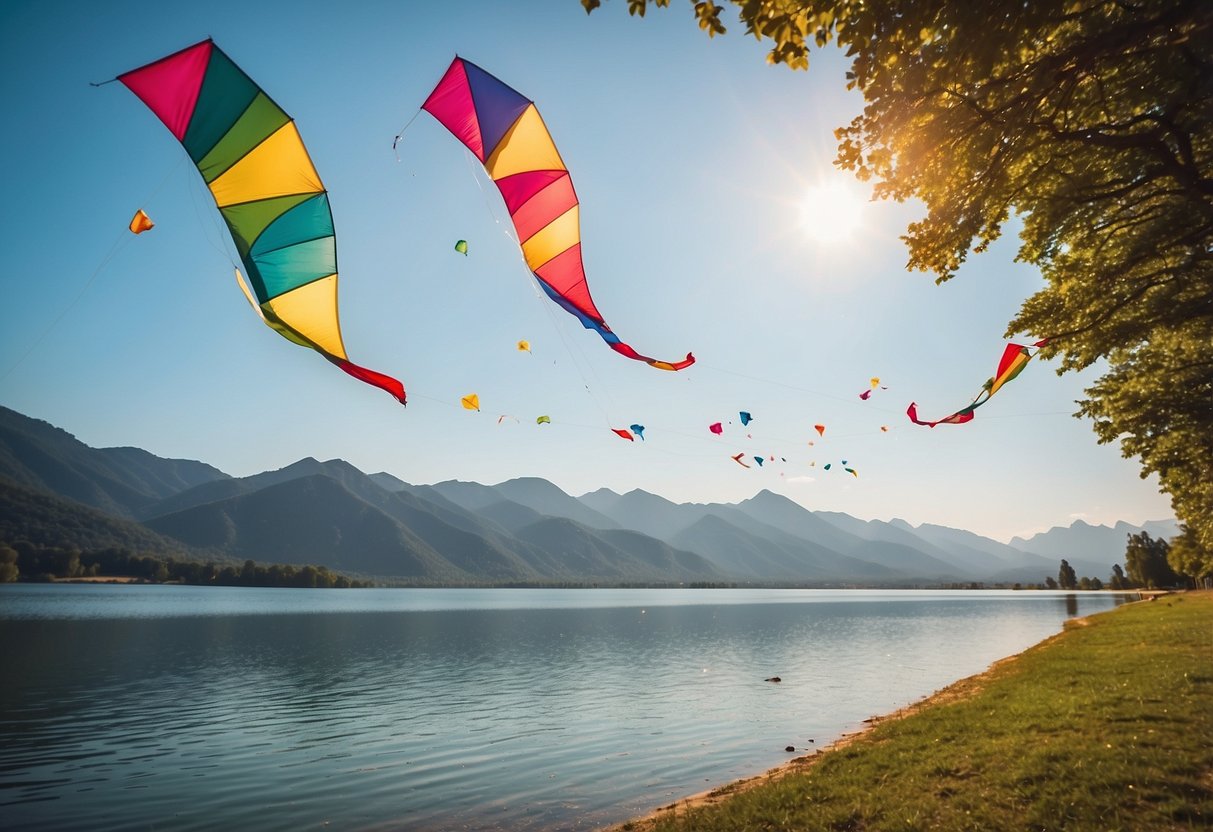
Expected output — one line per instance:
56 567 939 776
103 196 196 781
0 156 189 384
392 111 422 162
0 229 131 385
458 150 621 429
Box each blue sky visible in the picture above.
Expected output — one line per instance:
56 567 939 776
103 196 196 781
0 0 1173 542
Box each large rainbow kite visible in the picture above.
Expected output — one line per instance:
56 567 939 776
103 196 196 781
118 39 406 404
418 57 695 372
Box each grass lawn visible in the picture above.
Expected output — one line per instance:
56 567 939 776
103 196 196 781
621 592 1213 832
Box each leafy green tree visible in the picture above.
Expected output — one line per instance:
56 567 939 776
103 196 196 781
1044 576 1058 590
585 0 1213 551
1058 559 1078 590
1109 563 1129 590
0 544 18 582
1167 525 1213 588
1124 531 1179 588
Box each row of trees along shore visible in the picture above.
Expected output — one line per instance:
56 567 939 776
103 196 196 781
582 1 1213 582
2 532 1204 590
0 542 372 588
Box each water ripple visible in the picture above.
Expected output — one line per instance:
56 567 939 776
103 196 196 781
0 587 1126 831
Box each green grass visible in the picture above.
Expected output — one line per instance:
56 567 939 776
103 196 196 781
636 593 1213 832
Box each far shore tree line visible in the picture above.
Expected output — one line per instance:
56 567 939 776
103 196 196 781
1044 532 1206 591
3 531 1208 590
0 541 372 588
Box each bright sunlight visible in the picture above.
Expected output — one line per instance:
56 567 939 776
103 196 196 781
799 177 867 244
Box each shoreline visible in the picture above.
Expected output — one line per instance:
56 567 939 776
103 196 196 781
605 595 1166 831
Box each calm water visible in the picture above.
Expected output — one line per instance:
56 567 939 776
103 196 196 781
0 586 1127 831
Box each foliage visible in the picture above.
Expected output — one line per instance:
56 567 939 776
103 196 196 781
0 478 195 557
1166 525 1213 588
1058 558 1078 590
1109 562 1129 590
1124 531 1180 589
633 593 1213 832
3 540 372 588
583 0 1213 550
0 544 18 582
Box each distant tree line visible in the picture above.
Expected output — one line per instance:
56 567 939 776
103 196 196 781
1043 530 1212 591
0 541 372 588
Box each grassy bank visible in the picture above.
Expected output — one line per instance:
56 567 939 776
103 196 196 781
622 592 1213 832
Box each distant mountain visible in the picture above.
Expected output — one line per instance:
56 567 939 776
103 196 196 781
579 488 713 540
1 405 1179 587
368 472 409 492
491 478 620 530
1010 518 1182 566
0 405 229 518
510 517 721 583
0 477 213 558
144 474 470 580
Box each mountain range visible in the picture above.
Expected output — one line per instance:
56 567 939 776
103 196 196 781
0 405 1178 586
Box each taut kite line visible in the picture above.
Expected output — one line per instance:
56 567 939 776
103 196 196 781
118 39 406 404
907 340 1047 427
415 57 694 372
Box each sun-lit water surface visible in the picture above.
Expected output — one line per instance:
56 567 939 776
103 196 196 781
0 585 1128 830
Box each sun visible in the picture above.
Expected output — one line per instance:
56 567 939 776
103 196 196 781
799 178 867 244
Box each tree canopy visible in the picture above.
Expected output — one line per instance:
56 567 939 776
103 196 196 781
584 0 1212 550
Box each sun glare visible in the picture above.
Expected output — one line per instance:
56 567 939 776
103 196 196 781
799 178 866 245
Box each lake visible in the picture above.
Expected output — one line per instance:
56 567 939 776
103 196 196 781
0 585 1129 830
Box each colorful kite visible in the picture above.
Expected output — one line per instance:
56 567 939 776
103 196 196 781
730 453 750 468
461 393 480 411
907 340 1047 427
612 428 634 441
709 422 723 435
739 411 753 426
629 424 645 441
517 339 531 353
536 415 551 425
753 456 764 467
814 424 826 437
128 209 154 234
418 57 694 372
858 377 887 400
117 39 405 404
455 239 469 255
844 467 858 477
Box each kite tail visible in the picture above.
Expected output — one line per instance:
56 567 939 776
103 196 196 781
609 341 696 372
906 401 977 427
535 277 694 371
906 402 938 427
327 356 407 405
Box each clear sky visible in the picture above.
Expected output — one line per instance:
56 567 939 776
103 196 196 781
0 0 1174 542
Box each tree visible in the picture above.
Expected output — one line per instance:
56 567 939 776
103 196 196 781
1166 525 1213 588
1109 563 1129 590
1058 559 1078 590
1124 530 1179 588
0 544 18 582
1044 576 1058 589
585 0 1213 551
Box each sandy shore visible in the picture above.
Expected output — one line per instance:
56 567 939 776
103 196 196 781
603 596 1160 831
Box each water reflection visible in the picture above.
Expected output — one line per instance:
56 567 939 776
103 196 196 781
0 588 1130 831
